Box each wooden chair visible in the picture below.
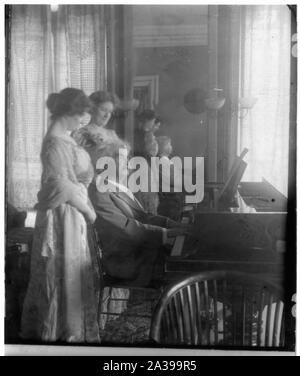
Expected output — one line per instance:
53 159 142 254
150 271 285 347
89 226 164 326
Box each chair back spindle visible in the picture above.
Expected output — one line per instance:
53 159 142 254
150 271 285 348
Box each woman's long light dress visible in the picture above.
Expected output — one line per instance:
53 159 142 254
21 135 100 343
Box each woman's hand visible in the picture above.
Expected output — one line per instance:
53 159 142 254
74 189 88 202
68 188 96 223
84 207 97 224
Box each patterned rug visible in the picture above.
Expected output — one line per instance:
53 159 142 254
100 289 160 346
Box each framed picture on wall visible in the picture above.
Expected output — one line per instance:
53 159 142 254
133 75 159 111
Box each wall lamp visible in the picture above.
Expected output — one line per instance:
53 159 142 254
232 96 258 119
205 88 226 111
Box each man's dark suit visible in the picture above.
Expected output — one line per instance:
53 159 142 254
89 182 174 286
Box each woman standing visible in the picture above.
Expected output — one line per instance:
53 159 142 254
72 91 122 167
21 88 100 343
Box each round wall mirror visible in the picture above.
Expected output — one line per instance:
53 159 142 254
183 88 207 114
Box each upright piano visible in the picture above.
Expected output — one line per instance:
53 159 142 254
165 179 288 286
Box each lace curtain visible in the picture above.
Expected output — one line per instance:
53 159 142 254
7 5 107 209
7 5 52 209
52 5 106 94
239 5 291 196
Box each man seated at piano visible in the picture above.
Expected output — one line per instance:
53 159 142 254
88 140 189 287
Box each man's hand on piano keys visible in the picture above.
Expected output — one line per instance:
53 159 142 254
167 219 191 229
166 227 191 239
163 226 192 246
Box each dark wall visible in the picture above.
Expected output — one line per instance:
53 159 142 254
134 46 209 158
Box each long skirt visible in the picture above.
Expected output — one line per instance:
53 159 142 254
20 204 100 343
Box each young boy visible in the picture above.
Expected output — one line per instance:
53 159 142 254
156 136 184 220
157 136 173 160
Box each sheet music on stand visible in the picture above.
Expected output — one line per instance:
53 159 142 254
218 148 249 206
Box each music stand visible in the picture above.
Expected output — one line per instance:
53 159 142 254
218 148 249 207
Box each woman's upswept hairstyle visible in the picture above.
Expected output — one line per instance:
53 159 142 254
89 91 119 116
46 88 90 120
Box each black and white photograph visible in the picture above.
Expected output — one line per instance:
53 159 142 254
3 2 297 355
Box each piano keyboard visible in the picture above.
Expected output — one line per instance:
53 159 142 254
171 216 190 257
